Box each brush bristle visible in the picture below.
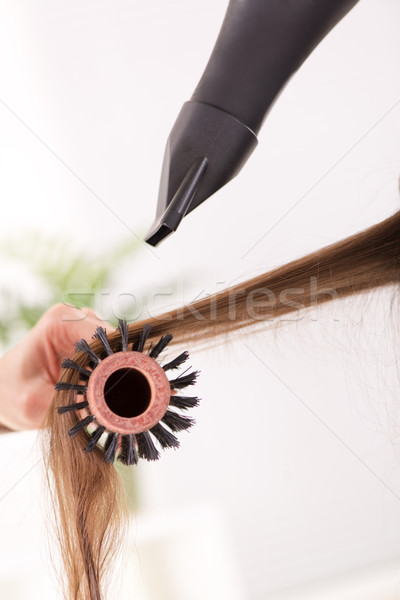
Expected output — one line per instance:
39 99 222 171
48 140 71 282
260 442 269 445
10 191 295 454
75 338 101 365
57 400 89 414
85 426 106 453
93 327 113 356
61 358 92 379
149 333 173 359
118 319 129 351
161 410 195 432
68 415 95 437
169 395 200 411
104 432 120 463
163 351 189 372
169 370 199 390
133 324 152 353
150 422 180 449
136 431 160 461
55 382 88 394
119 434 138 466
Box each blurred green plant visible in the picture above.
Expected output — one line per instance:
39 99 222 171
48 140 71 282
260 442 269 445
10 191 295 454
0 231 143 346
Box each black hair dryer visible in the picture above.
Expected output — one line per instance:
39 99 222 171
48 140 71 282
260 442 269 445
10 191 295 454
145 0 360 246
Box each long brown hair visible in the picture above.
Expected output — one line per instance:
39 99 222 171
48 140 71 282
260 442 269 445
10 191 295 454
44 210 400 599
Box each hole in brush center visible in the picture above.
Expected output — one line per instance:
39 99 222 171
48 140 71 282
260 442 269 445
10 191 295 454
104 368 151 418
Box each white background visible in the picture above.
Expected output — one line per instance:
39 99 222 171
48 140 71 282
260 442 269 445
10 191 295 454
1 1 400 599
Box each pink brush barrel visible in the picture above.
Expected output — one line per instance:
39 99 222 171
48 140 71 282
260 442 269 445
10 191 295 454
87 351 171 434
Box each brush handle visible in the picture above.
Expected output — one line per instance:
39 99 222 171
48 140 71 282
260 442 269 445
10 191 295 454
192 0 360 135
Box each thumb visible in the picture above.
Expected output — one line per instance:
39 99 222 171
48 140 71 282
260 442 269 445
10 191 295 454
28 304 114 384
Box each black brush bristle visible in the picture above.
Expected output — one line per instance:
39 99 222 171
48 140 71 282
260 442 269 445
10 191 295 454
93 327 113 356
75 339 101 365
118 434 138 466
61 358 92 379
85 425 106 453
68 415 94 437
149 333 173 359
118 319 129 351
163 351 189 372
104 432 120 463
133 324 152 353
136 431 160 461
55 382 88 394
169 370 199 390
150 422 180 449
161 410 195 432
57 400 89 414
169 395 200 411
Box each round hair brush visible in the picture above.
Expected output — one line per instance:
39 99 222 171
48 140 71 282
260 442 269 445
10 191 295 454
55 320 200 465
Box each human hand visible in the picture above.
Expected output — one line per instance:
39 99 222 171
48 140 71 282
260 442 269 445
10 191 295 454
0 304 110 431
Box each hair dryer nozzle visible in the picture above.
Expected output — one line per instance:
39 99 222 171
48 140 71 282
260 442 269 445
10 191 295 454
144 101 258 246
145 156 208 246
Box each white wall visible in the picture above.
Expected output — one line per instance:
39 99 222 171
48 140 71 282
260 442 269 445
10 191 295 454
1 1 400 598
